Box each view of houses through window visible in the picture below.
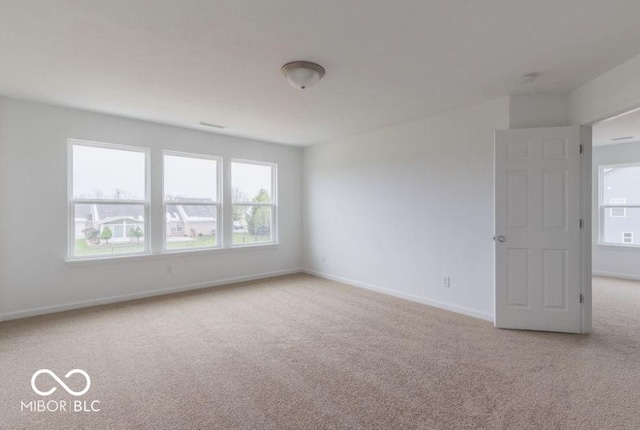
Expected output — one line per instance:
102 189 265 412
70 141 277 259
164 153 220 250
71 142 148 257
232 161 276 245
600 164 640 246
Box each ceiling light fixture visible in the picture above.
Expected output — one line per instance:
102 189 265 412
281 61 326 90
518 72 539 85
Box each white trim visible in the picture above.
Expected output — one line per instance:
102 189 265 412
229 242 279 250
232 202 274 207
303 269 494 322
72 198 148 204
592 271 640 282
68 138 149 153
231 158 278 169
68 139 151 260
70 249 152 262
65 243 280 267
596 243 640 251
0 269 301 322
580 126 593 334
599 161 640 170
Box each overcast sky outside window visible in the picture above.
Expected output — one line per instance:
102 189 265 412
73 145 271 202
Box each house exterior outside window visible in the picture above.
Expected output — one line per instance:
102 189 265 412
599 164 640 246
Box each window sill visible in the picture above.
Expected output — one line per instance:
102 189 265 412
65 243 280 267
596 243 640 251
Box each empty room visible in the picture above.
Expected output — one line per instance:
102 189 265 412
1 1 640 429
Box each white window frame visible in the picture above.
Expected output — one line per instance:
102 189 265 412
162 151 222 253
609 198 627 217
598 163 640 247
231 159 278 247
623 232 634 244
68 139 151 260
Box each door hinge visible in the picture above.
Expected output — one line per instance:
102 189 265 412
580 294 584 304
579 219 583 229
579 144 583 154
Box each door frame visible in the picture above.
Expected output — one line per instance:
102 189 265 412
580 126 592 333
496 101 640 334
579 102 640 333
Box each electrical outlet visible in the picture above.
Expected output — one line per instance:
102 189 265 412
165 265 173 275
443 277 451 288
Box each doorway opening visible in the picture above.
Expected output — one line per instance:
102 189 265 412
590 108 640 334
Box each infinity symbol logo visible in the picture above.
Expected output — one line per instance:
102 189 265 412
31 369 91 397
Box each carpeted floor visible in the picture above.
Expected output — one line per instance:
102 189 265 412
1 274 639 429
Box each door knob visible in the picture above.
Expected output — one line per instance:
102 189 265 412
493 235 506 242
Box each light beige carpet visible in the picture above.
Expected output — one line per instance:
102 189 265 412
1 274 639 429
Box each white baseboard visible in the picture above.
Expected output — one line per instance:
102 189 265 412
592 270 640 282
0 268 302 322
303 268 494 322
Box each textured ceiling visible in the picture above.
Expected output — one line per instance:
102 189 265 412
2 0 640 146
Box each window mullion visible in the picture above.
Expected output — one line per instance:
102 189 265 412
231 202 274 206
71 199 147 205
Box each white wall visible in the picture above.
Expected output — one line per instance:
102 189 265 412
570 53 640 125
509 94 569 129
0 98 303 320
3 51 637 323
592 142 640 280
303 97 510 320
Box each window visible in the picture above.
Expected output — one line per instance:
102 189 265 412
163 152 221 251
599 164 640 246
69 143 277 259
69 140 149 258
610 198 626 217
231 160 277 245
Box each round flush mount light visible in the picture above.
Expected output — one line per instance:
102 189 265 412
281 61 326 90
518 72 539 85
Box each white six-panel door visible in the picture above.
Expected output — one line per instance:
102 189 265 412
495 126 582 333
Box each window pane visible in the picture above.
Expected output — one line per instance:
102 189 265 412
232 205 272 244
610 206 626 218
232 162 273 203
165 204 218 249
164 155 218 202
603 207 640 245
74 204 145 256
73 145 146 200
602 166 640 205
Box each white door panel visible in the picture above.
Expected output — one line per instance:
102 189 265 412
495 127 582 333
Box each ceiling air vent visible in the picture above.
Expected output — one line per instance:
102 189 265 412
199 122 226 129
612 136 634 141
